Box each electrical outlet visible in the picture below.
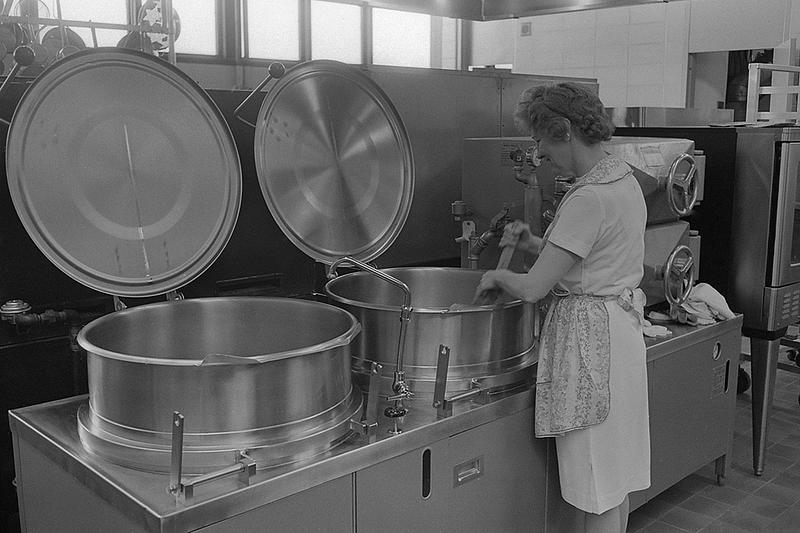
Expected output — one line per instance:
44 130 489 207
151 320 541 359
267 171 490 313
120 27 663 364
520 22 531 37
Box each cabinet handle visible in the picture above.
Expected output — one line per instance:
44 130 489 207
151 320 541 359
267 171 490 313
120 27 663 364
453 456 483 487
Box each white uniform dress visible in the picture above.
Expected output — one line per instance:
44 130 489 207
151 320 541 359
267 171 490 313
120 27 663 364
543 162 650 514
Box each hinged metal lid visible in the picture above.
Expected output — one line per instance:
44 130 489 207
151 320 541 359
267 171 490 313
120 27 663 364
254 60 414 264
6 48 241 297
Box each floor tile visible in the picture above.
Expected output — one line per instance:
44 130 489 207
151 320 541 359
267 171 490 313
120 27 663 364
751 480 800 506
640 520 692 533
659 506 715 532
700 484 750 506
627 509 655 532
767 504 800 532
717 507 774 532
697 520 752 533
634 497 676 520
628 356 800 533
677 494 731 520
737 492 790 518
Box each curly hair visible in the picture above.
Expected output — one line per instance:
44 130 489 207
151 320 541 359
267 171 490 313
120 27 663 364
514 82 614 144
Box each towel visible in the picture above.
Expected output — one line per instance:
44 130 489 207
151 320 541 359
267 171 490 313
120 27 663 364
679 283 736 325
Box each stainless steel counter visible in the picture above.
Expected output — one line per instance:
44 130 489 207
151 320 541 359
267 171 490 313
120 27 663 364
10 316 743 532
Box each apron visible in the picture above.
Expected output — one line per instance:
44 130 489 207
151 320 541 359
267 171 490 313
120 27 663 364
534 154 645 438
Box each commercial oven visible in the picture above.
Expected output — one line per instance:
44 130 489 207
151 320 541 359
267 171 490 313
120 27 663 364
729 127 800 476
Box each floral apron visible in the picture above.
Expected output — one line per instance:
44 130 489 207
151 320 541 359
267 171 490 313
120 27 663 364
534 155 645 438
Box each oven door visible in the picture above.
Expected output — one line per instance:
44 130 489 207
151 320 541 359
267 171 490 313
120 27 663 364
773 141 800 286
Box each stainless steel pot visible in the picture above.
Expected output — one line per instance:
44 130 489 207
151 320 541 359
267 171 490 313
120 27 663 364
77 297 362 473
324 267 536 396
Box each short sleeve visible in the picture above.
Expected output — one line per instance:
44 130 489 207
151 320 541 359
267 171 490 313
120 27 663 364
546 189 604 259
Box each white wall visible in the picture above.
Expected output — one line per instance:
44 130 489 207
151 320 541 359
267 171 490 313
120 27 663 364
508 1 690 108
469 0 800 110
471 18 516 67
689 0 791 53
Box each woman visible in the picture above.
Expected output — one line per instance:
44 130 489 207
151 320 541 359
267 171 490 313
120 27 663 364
474 82 650 533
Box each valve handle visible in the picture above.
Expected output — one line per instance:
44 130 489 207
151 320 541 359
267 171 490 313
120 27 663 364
663 244 694 307
666 153 698 217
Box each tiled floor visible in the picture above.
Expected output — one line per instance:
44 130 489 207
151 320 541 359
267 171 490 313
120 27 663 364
627 359 800 532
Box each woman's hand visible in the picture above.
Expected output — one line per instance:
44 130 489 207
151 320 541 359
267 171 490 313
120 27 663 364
501 221 542 255
473 270 504 305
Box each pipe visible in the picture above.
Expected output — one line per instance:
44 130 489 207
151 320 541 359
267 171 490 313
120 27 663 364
467 229 498 269
327 257 413 401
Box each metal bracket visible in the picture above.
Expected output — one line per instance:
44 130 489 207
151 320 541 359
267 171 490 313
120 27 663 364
350 361 382 441
168 411 257 505
432 345 485 418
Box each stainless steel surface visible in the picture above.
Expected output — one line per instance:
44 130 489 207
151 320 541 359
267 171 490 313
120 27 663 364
603 136 697 225
748 337 780 476
254 60 414 265
774 141 800 287
641 221 691 307
324 267 536 397
727 128 800 476
11 387 535 532
5 48 241 297
730 127 800 330
76 297 362 473
328 256 414 405
353 0 666 20
632 314 742 509
10 320 738 532
617 107 734 128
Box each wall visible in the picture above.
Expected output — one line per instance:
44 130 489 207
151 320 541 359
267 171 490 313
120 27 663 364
691 51 728 109
468 0 800 110
689 0 792 53
472 1 690 108
472 18 516 67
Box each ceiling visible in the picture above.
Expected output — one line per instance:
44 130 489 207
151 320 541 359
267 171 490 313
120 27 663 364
361 0 669 20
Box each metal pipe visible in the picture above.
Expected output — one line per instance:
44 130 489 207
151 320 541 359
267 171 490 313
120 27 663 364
327 256 413 400
467 229 497 269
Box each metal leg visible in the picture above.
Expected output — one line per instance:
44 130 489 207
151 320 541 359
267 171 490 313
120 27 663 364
749 337 781 476
714 455 727 485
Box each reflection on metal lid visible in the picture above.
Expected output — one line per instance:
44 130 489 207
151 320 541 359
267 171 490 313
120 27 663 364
254 60 414 265
6 48 241 297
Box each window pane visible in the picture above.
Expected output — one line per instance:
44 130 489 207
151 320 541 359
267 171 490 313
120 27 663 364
246 0 299 60
32 0 127 47
172 0 216 55
311 1 360 64
373 9 430 68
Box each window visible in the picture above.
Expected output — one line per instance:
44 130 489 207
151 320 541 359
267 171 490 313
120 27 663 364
22 0 127 47
373 8 430 68
172 0 216 55
245 0 299 60
311 0 360 64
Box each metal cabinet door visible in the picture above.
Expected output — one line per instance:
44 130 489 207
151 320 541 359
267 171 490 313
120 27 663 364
195 476 354 532
642 323 740 502
355 406 547 533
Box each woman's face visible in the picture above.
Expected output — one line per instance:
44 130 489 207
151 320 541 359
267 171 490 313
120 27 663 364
531 130 574 176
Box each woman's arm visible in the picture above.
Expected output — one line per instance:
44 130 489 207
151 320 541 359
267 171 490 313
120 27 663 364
475 242 579 303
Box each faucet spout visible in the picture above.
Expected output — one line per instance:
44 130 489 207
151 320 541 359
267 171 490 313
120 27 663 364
327 256 414 412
